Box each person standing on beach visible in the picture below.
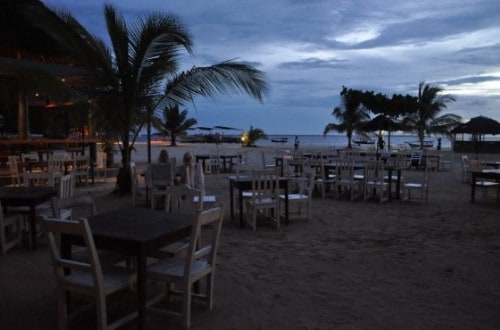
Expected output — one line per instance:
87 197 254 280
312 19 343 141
377 135 385 150
294 136 300 150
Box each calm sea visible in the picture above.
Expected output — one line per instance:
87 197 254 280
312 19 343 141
255 134 452 149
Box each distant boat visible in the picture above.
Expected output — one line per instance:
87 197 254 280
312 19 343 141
405 140 433 148
353 136 375 145
271 137 288 144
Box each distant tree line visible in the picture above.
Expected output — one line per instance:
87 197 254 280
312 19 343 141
324 82 461 150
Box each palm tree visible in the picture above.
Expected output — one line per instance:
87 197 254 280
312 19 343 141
151 104 197 146
323 86 370 149
27 4 268 192
242 125 267 147
402 81 460 149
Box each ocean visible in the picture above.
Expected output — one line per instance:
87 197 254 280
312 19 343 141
254 134 452 149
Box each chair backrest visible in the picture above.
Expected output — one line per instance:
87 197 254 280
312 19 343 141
41 217 104 293
294 168 315 198
468 159 484 172
57 173 75 199
167 184 203 215
21 152 38 162
335 159 355 181
22 170 55 187
72 155 90 172
364 160 384 181
148 163 175 188
51 194 96 219
7 155 21 186
250 169 280 201
48 154 67 174
184 206 225 279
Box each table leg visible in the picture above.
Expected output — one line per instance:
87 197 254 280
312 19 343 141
387 168 393 202
471 172 476 203
137 248 146 329
396 169 402 199
239 188 244 228
229 182 234 220
30 204 37 249
285 184 289 225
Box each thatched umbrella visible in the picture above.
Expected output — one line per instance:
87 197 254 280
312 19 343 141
361 115 401 149
451 115 500 136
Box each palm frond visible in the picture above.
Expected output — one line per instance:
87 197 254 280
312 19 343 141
162 60 268 106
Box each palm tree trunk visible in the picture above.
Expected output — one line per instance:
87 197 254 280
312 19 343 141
115 139 133 194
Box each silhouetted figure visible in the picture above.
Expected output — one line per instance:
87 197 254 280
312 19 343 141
378 136 385 150
437 138 442 150
294 136 300 150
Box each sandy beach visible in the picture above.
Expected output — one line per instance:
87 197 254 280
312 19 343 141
1 143 499 329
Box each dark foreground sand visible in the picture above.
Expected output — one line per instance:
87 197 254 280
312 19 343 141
1 145 499 329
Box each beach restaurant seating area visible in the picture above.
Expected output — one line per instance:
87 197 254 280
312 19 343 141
1 145 499 329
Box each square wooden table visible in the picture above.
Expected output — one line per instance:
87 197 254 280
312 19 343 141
228 175 289 227
63 207 194 329
0 186 57 249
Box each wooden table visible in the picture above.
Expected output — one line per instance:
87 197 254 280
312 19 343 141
196 154 242 173
228 175 289 227
0 186 57 249
64 208 194 329
471 169 500 202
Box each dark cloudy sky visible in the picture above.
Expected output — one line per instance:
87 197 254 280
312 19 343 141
44 0 500 134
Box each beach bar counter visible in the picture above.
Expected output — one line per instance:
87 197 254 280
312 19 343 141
0 137 99 163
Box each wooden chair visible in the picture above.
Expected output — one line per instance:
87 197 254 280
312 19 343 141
0 202 24 255
312 161 336 199
131 162 148 207
41 217 137 330
146 206 225 329
468 159 500 200
334 160 363 202
205 151 221 174
7 155 21 187
403 167 430 203
72 155 90 186
245 169 280 231
51 194 96 220
36 173 75 221
461 155 470 182
363 160 389 203
151 184 204 258
94 151 108 181
148 163 175 209
261 151 277 170
280 168 314 221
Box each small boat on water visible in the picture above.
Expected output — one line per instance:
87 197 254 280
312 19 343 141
353 136 375 146
271 137 288 144
405 140 434 148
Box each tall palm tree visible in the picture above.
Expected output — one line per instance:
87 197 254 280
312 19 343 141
402 81 460 150
152 104 197 146
26 3 268 192
323 86 370 149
